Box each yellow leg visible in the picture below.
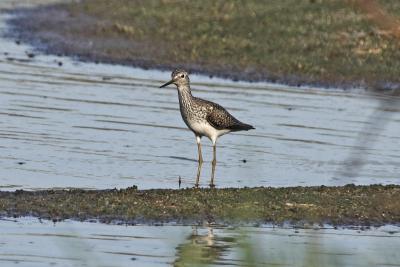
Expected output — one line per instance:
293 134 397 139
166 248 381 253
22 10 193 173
195 136 203 188
210 142 216 188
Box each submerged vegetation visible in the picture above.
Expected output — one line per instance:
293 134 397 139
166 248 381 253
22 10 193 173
1 185 399 226
7 0 400 88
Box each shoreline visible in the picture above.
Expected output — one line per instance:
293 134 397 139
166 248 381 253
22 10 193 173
0 1 399 228
1 185 399 226
4 2 400 90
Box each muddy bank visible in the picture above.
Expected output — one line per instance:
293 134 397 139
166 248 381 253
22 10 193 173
5 1 400 89
1 185 399 226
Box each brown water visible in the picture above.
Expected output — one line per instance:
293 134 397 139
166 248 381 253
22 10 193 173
1 217 399 267
0 4 399 190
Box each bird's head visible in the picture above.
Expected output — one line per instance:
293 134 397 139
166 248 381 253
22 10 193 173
159 69 190 88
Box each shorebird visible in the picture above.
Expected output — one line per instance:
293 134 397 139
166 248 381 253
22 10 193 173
160 69 255 187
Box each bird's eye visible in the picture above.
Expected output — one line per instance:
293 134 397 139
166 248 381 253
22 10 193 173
180 74 185 78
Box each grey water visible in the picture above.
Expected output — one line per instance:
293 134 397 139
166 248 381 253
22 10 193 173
1 217 400 267
0 3 399 190
1 1 400 267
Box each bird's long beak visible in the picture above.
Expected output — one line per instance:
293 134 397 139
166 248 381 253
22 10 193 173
159 79 174 88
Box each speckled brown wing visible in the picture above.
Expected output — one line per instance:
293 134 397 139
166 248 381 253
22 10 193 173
202 100 254 131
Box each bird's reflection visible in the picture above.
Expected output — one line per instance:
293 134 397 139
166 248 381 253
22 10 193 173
174 227 236 266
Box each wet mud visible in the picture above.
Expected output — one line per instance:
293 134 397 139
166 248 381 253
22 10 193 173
5 1 400 89
1 184 399 226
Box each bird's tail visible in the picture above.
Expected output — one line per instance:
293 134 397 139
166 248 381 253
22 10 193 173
229 122 255 131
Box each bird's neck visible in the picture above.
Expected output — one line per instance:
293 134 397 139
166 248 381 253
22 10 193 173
177 84 193 105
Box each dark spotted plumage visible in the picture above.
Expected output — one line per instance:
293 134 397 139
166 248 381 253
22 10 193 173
195 98 254 131
159 69 254 187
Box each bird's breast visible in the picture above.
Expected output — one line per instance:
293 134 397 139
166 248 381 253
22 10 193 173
179 102 206 124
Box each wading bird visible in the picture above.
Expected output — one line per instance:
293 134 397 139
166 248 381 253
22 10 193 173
160 69 254 187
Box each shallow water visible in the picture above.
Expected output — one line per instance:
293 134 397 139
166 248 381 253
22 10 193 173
1 218 399 267
0 2 399 190
0 1 399 266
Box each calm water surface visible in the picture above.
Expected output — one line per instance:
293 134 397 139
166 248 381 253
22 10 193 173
1 218 399 267
0 1 399 190
0 6 400 190
1 2 400 267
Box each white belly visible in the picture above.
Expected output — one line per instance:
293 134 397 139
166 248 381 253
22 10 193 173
189 121 230 144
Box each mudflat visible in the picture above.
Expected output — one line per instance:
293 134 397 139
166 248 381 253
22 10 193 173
1 185 399 226
6 0 400 88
